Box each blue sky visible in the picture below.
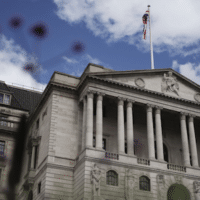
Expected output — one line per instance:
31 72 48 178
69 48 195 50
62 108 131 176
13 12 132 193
0 0 200 92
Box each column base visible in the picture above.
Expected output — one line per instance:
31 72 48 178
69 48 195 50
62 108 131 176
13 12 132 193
95 147 105 151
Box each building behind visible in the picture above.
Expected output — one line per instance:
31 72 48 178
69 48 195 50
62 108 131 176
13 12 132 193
0 63 200 200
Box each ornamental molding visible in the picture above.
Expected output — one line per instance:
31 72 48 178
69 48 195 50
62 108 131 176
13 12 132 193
135 78 145 88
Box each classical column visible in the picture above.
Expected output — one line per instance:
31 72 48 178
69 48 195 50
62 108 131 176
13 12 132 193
155 107 164 161
86 91 94 148
180 113 190 166
96 92 105 150
81 96 87 151
118 97 125 154
31 145 36 169
126 100 135 155
147 104 155 160
188 115 199 167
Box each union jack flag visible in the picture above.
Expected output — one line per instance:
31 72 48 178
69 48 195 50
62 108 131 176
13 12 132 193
142 10 149 40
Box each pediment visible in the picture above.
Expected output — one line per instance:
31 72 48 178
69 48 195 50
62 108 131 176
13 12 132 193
90 69 200 103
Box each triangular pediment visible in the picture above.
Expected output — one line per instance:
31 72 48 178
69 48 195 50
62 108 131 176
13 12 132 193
88 68 200 103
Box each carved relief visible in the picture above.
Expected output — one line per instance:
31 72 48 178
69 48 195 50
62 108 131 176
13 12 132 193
194 93 200 103
135 78 145 88
157 174 165 200
194 181 200 200
125 169 136 200
91 164 101 197
161 72 179 96
174 175 182 184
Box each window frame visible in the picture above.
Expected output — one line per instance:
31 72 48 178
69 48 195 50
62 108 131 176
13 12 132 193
106 170 118 186
0 93 11 105
139 176 150 191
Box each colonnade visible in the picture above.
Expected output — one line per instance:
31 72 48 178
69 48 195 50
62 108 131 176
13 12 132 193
81 91 199 167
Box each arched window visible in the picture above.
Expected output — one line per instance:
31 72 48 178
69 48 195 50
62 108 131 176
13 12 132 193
139 176 150 191
154 141 169 162
106 170 118 186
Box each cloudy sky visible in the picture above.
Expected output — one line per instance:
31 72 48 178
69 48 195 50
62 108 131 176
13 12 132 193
0 0 200 92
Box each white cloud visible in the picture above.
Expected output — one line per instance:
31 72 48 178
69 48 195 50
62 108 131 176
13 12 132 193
63 56 78 64
53 0 200 57
0 34 47 91
172 60 200 85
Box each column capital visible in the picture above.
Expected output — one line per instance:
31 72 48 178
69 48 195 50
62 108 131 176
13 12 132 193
155 106 163 110
146 104 154 112
188 114 196 118
118 96 126 102
87 90 96 94
126 99 135 104
87 91 94 99
180 112 188 117
96 92 105 97
147 104 155 108
127 101 133 108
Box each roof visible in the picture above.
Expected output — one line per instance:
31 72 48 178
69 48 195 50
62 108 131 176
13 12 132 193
0 81 42 113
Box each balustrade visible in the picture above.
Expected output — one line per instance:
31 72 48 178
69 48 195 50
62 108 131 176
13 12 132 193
137 157 150 166
167 163 186 172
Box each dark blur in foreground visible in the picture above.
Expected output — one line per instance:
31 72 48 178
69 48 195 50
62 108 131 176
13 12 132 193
1 114 28 200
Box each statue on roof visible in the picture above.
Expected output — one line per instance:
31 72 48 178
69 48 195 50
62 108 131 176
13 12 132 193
162 72 179 96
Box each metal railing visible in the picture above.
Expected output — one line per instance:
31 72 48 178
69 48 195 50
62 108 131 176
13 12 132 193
6 82 45 92
167 163 186 172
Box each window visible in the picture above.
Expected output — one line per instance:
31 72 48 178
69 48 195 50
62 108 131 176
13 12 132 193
0 117 7 126
139 176 150 191
0 93 11 105
28 190 33 200
0 141 5 156
36 119 39 129
93 137 106 150
34 146 38 169
0 168 2 180
38 182 41 194
106 170 118 186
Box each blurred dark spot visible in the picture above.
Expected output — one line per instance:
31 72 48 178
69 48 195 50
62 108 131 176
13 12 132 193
70 41 86 55
28 21 49 40
23 63 37 73
8 15 24 30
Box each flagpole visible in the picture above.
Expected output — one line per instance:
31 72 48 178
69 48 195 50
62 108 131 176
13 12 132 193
148 5 154 69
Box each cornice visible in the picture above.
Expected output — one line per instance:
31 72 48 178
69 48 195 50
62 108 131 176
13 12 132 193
84 75 200 106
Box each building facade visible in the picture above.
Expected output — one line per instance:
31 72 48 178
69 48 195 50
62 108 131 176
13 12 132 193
1 63 200 200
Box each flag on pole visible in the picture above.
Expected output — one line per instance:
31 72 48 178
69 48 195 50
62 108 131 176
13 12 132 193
142 10 149 40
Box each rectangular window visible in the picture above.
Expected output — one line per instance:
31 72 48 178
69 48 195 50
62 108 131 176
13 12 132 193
42 107 47 120
0 169 2 180
4 95 10 105
38 182 41 194
0 94 3 103
103 138 106 150
34 146 38 169
0 141 5 156
36 119 39 129
0 117 7 126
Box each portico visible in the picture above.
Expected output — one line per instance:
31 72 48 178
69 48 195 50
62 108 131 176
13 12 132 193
80 89 199 168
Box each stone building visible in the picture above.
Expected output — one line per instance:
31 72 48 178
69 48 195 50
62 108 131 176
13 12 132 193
0 81 42 200
1 63 200 200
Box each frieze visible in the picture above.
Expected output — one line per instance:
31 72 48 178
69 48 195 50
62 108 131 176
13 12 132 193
156 174 165 185
135 78 145 88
